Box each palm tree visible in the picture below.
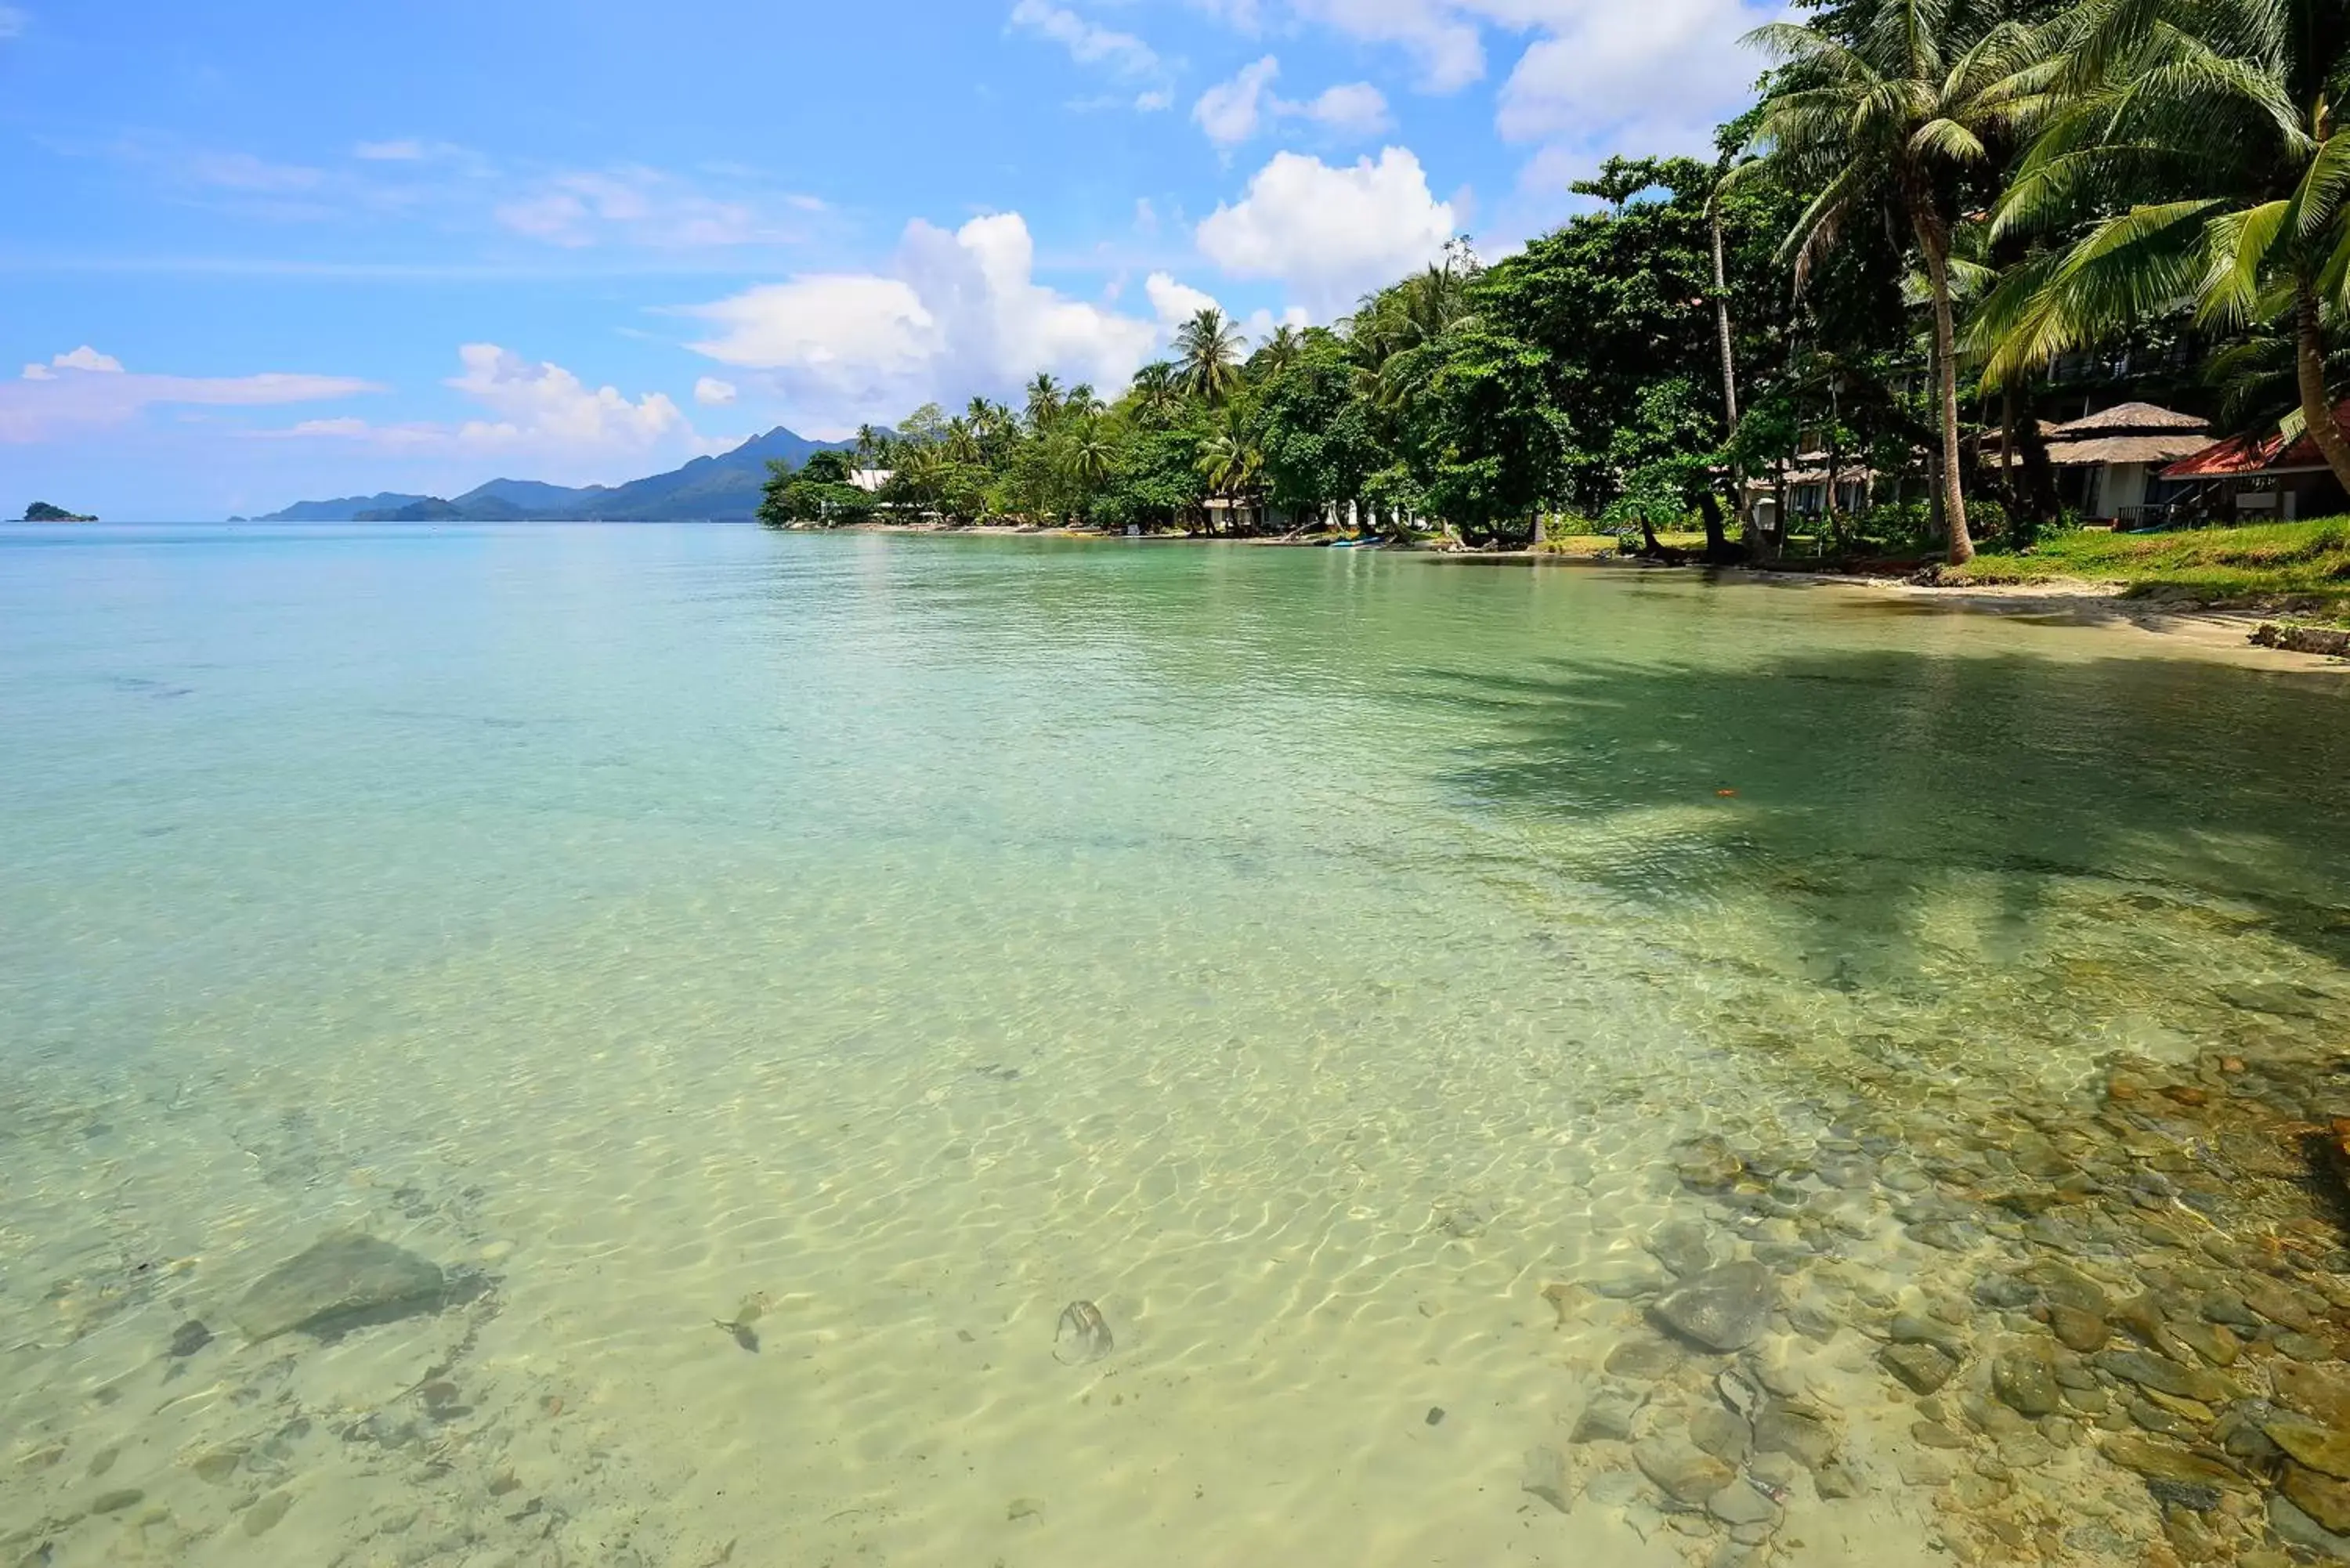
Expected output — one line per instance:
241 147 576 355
1130 360 1184 422
1740 0 2044 564
1196 403 1262 531
1979 0 2350 497
1064 414 1118 497
1253 324 1305 381
944 417 981 466
853 423 883 475
1064 383 1105 421
1175 307 1247 403
1025 372 1064 432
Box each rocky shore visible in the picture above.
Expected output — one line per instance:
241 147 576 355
1541 1028 2350 1566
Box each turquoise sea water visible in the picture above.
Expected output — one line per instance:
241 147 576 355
4 522 2349 1567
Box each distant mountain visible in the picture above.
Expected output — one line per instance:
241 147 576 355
261 492 436 522
257 427 854 524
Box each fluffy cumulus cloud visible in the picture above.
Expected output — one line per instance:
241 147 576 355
684 212 1172 432
694 377 738 406
248 346 716 479
1192 56 1391 150
1196 147 1456 316
1216 0 1778 182
0 348 378 443
444 345 687 449
1194 56 1283 147
1494 0 1782 156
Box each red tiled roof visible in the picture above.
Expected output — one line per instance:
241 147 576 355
2162 400 2350 479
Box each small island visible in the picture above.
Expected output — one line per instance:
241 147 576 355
22 501 98 522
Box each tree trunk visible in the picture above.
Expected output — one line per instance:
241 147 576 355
1917 223 1975 564
2014 392 2061 527
1710 202 1740 432
1999 384 2019 510
1823 432 1842 549
2294 273 2350 497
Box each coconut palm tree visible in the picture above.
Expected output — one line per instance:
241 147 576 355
1129 360 1184 422
1175 307 1247 403
944 417 981 466
1253 324 1306 381
1740 0 2045 564
1979 0 2350 496
1196 403 1263 531
1025 373 1064 432
1064 415 1118 497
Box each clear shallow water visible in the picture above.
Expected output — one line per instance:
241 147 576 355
3 523 2349 1567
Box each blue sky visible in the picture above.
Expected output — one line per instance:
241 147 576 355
0 0 1781 518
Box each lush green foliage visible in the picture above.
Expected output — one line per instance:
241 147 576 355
756 0 2350 580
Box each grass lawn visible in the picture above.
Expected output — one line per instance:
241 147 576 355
1952 517 2350 612
1535 531 1710 558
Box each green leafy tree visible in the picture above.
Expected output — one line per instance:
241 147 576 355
1979 0 2350 495
1740 0 2044 562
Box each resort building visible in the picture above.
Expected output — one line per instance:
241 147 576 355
2037 403 2211 526
2160 403 2350 524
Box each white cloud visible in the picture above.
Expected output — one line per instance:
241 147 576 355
1195 56 1282 148
1196 147 1457 316
1303 82 1393 134
246 346 714 476
0 349 378 443
494 168 777 249
1144 272 1221 328
1193 57 1395 151
694 376 738 406
1242 305 1313 341
1289 0 1484 92
0 6 25 40
443 344 687 450
684 211 1162 432
183 150 326 194
353 139 425 161
1009 0 1162 78
1188 0 1263 29
1271 0 1777 180
1493 0 1774 153
1133 88 1175 112
51 345 125 374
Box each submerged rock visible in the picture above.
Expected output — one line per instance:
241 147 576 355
2276 1362 2350 1428
2095 1348 2229 1405
1520 1445 1571 1513
1633 1433 1735 1507
2272 1494 2350 1562
2267 1418 2350 1480
1880 1342 1958 1395
232 1232 448 1341
1571 1390 1638 1444
2099 1435 2250 1489
1753 1404 1836 1470
2288 1465 2350 1535
1649 1262 1774 1353
1991 1341 2060 1418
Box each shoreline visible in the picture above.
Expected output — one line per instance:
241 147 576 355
808 522 2350 672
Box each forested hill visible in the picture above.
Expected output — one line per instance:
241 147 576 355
258 427 852 522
